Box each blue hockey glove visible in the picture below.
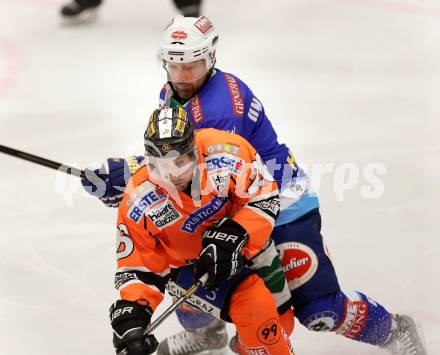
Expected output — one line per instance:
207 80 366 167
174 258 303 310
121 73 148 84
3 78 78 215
81 156 144 207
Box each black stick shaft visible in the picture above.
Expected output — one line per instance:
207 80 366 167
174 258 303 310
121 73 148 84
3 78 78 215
0 144 85 178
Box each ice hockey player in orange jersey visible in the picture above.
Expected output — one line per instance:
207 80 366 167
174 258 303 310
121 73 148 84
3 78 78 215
109 106 295 355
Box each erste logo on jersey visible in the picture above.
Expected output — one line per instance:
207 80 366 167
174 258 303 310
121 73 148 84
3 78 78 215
148 201 182 229
205 153 245 176
276 242 318 291
224 73 244 116
128 185 167 223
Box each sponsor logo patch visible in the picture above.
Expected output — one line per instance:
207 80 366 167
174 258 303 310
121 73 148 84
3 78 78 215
126 181 163 207
181 197 228 233
148 201 182 229
171 30 187 40
190 95 204 123
207 143 240 155
209 171 229 192
240 345 269 355
224 73 244 116
194 16 214 34
205 153 245 175
336 300 369 339
277 242 318 290
166 281 219 317
256 255 286 294
128 186 167 223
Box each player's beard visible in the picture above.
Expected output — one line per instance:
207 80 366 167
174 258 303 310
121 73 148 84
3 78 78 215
173 82 199 100
171 72 209 101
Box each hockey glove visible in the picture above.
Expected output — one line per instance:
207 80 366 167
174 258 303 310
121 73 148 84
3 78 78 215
109 300 158 355
194 219 248 290
81 156 143 207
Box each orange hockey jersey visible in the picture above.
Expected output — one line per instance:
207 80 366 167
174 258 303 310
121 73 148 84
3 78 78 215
115 128 280 312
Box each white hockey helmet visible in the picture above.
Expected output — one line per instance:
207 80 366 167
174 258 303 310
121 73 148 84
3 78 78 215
158 15 218 70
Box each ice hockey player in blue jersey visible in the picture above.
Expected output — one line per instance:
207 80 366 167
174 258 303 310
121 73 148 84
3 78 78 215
82 15 426 355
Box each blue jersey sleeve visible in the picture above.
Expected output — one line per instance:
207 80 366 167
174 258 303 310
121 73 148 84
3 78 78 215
238 80 299 188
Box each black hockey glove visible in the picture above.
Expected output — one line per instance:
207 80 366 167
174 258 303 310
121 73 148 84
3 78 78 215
109 300 158 355
194 219 248 290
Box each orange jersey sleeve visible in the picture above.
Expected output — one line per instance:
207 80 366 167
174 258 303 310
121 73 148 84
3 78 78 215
197 128 280 259
115 172 170 312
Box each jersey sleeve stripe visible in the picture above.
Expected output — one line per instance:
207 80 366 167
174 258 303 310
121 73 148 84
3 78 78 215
117 266 170 278
115 270 168 293
247 189 279 204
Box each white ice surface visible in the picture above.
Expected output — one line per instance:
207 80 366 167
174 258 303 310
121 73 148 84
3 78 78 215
0 0 439 354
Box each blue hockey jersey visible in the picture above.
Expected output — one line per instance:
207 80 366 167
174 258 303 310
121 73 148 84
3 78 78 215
159 68 319 226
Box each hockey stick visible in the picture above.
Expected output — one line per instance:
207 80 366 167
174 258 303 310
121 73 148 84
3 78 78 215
0 144 85 178
117 273 209 355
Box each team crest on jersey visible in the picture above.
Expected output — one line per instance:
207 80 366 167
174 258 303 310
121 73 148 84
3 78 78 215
181 197 228 233
280 169 309 201
148 201 182 229
304 311 339 332
127 185 167 223
205 153 245 176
